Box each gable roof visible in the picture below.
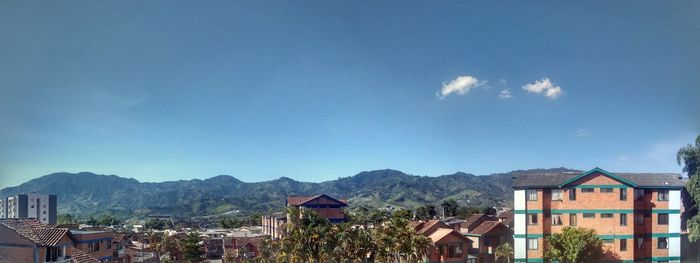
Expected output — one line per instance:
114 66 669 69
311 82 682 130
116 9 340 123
464 214 497 229
286 194 348 206
0 219 69 246
417 220 449 235
429 228 472 244
513 167 685 189
468 221 510 236
68 247 100 263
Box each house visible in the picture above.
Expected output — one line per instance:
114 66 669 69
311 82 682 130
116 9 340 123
440 216 465 231
512 167 685 263
111 234 131 263
0 218 99 263
411 220 476 263
496 210 514 228
0 193 58 225
69 230 114 262
464 221 513 263
223 236 265 262
462 213 498 233
426 228 477 263
204 236 224 259
286 194 348 223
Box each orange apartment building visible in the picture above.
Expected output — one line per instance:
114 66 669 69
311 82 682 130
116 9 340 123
513 168 685 263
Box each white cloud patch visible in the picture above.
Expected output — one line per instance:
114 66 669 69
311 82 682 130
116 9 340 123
521 78 563 99
437 75 486 99
499 89 512 99
576 129 591 137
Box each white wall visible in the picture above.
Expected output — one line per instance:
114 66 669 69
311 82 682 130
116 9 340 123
669 214 681 234
514 237 526 259
669 236 680 258
514 190 526 210
669 190 681 210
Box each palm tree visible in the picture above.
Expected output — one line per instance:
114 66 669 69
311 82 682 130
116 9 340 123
495 242 513 263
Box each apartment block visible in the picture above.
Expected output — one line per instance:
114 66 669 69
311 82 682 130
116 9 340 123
0 193 57 225
512 168 685 263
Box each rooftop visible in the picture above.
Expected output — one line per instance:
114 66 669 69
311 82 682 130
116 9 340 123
513 167 685 189
0 218 68 246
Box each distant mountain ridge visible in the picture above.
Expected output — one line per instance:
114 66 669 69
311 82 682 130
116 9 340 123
0 168 578 217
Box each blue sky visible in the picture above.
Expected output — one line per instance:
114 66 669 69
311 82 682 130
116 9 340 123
1 1 698 187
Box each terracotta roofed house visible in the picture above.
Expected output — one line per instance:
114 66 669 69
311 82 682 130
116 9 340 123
465 220 513 263
512 167 686 263
0 218 99 263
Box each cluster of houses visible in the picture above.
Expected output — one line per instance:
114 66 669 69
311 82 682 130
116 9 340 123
1 167 690 263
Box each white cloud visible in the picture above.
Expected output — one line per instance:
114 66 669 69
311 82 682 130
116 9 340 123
437 75 486 99
499 89 512 99
576 129 590 137
521 78 563 99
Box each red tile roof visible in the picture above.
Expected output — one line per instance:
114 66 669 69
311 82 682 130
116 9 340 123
428 228 472 244
416 220 449 235
68 247 100 263
0 219 69 246
468 221 508 235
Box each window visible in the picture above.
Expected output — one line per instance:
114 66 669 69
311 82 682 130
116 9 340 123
570 214 577 226
569 188 576 200
43 211 46 215
551 189 563 201
89 242 100 252
636 238 644 249
620 239 627 251
635 189 645 200
582 213 595 218
528 214 538 225
527 238 538 250
527 190 538 201
107 242 112 249
620 188 627 201
601 188 613 193
658 237 668 249
601 213 613 219
447 243 463 257
658 190 669 201
635 214 644 225
658 213 669 225
581 188 594 193
552 214 563 225
620 213 627 226
31 205 34 208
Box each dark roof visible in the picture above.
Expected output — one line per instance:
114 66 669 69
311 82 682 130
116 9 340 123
513 168 684 189
287 194 348 206
0 219 69 246
464 214 497 229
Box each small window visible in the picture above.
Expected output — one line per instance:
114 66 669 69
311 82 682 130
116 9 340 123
658 237 668 249
601 213 613 219
620 239 627 251
527 190 538 201
658 214 669 225
658 190 669 201
528 214 538 225
551 189 563 201
635 214 644 225
620 188 627 200
635 189 645 200
31 205 34 208
551 214 563 225
581 188 594 193
527 238 538 250
636 238 644 249
620 213 627 226
601 188 613 193
570 214 577 226
43 211 46 214
583 213 595 218
569 188 576 200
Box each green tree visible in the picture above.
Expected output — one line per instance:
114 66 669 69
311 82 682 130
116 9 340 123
145 218 168 230
456 207 481 219
58 214 75 224
415 205 437 220
679 135 700 242
181 232 204 262
544 226 603 263
495 242 513 263
440 199 459 217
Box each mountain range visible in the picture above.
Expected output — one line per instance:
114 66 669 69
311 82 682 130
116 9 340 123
0 168 577 217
